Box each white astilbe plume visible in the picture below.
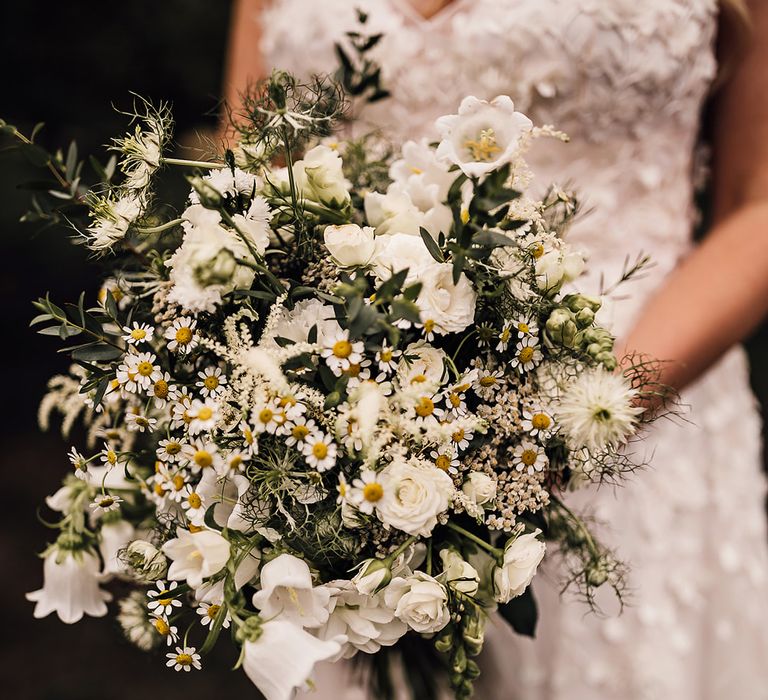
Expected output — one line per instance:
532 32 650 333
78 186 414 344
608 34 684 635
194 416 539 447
245 348 291 395
556 368 644 451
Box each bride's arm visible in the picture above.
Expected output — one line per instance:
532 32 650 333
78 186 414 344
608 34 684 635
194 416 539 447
619 3 768 391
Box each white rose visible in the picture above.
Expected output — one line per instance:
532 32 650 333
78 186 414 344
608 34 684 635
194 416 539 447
296 145 351 208
461 472 497 507
492 529 546 603
438 549 480 596
377 459 454 537
370 231 438 283
535 248 585 292
364 187 424 236
162 528 231 589
435 95 533 178
384 572 450 633
323 223 377 267
416 263 477 335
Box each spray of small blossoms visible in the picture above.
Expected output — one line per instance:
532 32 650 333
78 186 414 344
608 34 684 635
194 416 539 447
8 64 670 699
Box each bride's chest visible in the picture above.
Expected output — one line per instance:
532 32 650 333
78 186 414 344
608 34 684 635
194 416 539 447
262 0 718 137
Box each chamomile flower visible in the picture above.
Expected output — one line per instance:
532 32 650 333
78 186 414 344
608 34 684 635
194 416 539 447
322 329 364 376
449 425 474 453
341 358 372 390
419 318 438 342
170 387 194 430
157 438 186 464
223 449 248 473
239 420 258 456
521 406 556 440
496 321 513 352
89 493 124 515
431 449 459 475
166 646 201 672
150 372 175 408
351 469 385 514
117 351 162 392
251 399 288 435
196 602 230 629
122 321 154 345
512 316 538 338
443 377 474 418
302 433 338 472
181 490 206 526
375 342 401 374
165 471 191 502
125 411 157 433
470 357 506 400
337 413 364 453
511 336 543 373
276 393 307 421
68 447 89 480
285 416 317 448
336 473 351 504
100 442 125 468
147 580 182 616
411 394 445 426
187 399 220 435
183 441 220 474
165 316 198 353
151 614 179 647
196 366 227 398
512 439 548 475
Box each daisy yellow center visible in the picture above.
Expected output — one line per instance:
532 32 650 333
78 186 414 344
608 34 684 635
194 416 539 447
279 395 297 408
449 393 461 408
380 349 393 362
154 379 169 399
175 653 193 667
363 482 384 502
131 328 147 340
291 425 309 441
452 428 465 443
206 604 220 619
105 450 117 465
531 243 544 259
338 482 347 497
258 408 274 424
423 319 435 334
531 413 551 430
346 363 361 378
518 322 530 333
187 493 202 509
332 340 353 359
172 475 186 490
154 617 170 635
520 449 538 466
411 373 427 384
435 454 452 471
137 361 154 377
164 441 182 455
243 427 254 444
175 327 193 344
479 375 497 387
154 483 165 496
229 455 243 469
194 450 213 469
519 347 535 363
135 416 150 428
98 496 115 508
415 396 435 417
500 327 511 342
203 376 219 390
196 407 213 421
464 128 502 162
312 442 328 459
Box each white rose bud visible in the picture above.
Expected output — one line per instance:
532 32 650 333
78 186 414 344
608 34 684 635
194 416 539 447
323 223 377 267
384 572 450 634
353 558 392 595
493 530 546 603
296 145 351 209
439 549 480 596
461 472 497 507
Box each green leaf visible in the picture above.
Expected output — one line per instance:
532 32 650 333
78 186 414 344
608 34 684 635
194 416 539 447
419 227 445 263
498 586 538 638
390 298 422 325
71 344 123 362
472 230 514 248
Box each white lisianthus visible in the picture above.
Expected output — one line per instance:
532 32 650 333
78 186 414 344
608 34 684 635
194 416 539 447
384 572 450 634
323 223 377 267
370 231 438 283
162 528 230 589
556 367 644 451
252 553 331 628
294 145 351 208
317 580 407 658
416 263 477 335
461 471 497 507
493 529 546 603
241 618 343 700
438 549 480 595
435 96 533 178
352 558 392 595
377 459 454 536
364 187 424 236
535 247 585 292
27 546 111 624
99 518 135 576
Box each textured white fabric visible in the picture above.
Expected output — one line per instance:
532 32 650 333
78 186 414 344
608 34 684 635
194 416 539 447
261 1 768 698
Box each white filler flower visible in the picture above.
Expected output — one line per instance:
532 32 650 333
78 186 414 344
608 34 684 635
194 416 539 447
556 367 644 451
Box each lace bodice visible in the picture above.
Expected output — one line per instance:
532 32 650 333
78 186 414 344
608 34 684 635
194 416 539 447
262 0 718 333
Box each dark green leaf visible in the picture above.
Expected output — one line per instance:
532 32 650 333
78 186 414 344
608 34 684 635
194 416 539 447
498 586 538 638
419 227 445 263
71 344 123 362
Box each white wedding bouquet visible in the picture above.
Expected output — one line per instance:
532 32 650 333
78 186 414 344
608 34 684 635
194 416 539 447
12 68 660 699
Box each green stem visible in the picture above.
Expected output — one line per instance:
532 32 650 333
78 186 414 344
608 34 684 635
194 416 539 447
135 218 183 234
551 495 601 560
385 535 418 564
10 127 70 190
446 522 502 557
161 157 226 169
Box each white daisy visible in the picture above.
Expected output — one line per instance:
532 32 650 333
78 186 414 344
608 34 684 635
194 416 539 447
122 321 154 345
165 470 191 502
449 425 474 453
187 398 220 435
196 602 231 629
223 449 248 473
375 342 401 374
68 447 89 480
125 410 157 433
148 580 182 616
512 316 538 338
239 420 258 456
341 358 372 390
150 372 175 408
151 614 179 647
302 433 338 472
117 351 162 392
157 438 186 464
496 321 513 352
471 358 506 400
181 490 206 526
336 473 351 505
430 449 460 475
196 366 228 398
411 393 445 426
351 469 385 514
251 399 288 435
89 493 123 515
166 646 201 672
521 406 556 440
321 329 364 376
285 416 317 448
511 336 543 373
170 387 194 430
512 439 548 475
165 316 198 353
183 441 221 474
100 442 125 468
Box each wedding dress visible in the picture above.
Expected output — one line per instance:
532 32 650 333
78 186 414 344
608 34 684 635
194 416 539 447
260 1 768 697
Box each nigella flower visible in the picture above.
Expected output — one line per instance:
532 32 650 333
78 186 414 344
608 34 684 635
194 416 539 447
85 191 143 252
26 545 111 624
